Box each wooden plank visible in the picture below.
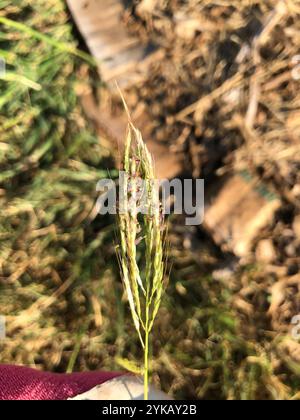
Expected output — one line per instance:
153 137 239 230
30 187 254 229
67 0 183 180
67 0 183 178
204 174 281 257
66 0 154 87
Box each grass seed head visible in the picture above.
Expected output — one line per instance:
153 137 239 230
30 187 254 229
117 117 167 399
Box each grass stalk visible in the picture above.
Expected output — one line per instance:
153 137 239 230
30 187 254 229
117 112 167 400
144 326 150 400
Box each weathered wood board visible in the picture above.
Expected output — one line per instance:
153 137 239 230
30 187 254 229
204 174 281 257
66 0 155 87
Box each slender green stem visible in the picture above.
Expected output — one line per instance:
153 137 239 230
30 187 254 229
144 324 150 400
144 261 151 400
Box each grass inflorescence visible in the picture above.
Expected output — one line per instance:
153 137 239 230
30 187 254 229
117 115 167 400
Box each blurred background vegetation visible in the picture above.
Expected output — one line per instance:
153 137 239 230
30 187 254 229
0 0 300 400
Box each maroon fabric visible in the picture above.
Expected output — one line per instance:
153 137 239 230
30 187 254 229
0 365 122 400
